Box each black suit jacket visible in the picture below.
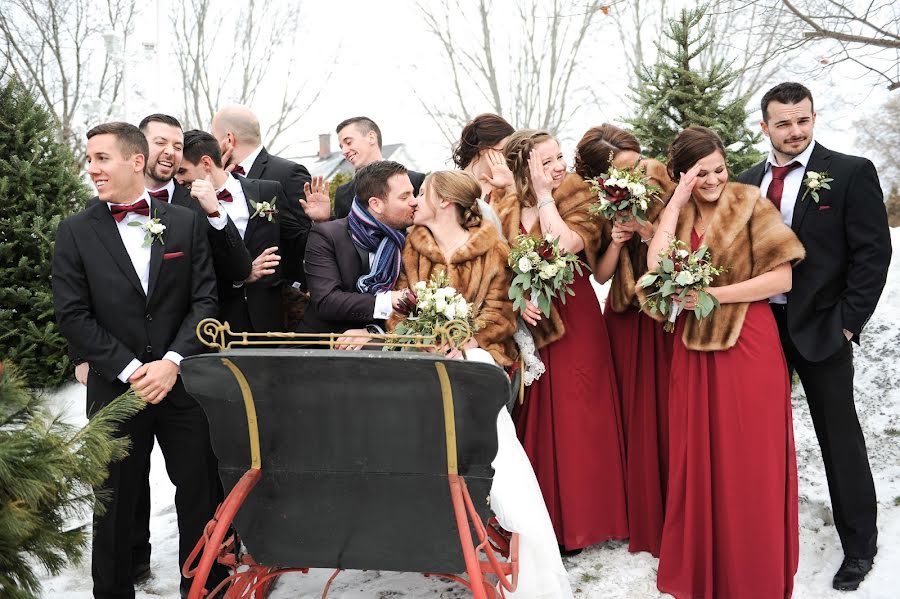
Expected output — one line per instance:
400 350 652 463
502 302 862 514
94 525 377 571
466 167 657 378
333 170 427 219
53 199 218 410
247 148 312 286
217 178 287 333
736 142 892 361
298 218 381 334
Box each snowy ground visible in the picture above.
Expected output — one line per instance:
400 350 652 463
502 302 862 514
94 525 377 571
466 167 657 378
41 230 899 598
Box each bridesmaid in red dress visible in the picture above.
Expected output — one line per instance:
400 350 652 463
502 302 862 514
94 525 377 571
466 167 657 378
642 126 804 598
577 124 677 557
493 129 628 553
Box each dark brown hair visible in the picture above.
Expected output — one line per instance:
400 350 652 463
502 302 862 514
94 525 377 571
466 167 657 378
666 126 727 182
182 130 222 167
503 129 556 208
452 113 515 169
86 121 148 161
574 124 641 180
354 160 408 205
336 116 383 149
760 82 814 122
138 113 182 132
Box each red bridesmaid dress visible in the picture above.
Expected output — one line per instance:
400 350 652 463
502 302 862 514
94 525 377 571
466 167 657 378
656 231 799 599
604 302 674 557
514 252 629 550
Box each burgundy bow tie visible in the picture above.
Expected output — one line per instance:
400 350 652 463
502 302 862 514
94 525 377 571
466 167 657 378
148 188 169 202
231 165 246 177
110 199 150 222
216 189 233 202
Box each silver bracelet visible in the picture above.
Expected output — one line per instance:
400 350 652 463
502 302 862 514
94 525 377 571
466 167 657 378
537 197 555 210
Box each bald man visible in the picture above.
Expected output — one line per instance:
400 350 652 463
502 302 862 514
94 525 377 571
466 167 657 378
211 106 312 293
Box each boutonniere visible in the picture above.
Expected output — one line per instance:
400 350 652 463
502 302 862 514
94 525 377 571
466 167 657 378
128 212 165 247
800 170 833 203
250 198 277 222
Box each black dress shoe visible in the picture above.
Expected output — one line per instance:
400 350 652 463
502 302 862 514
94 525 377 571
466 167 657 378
558 544 583 557
132 562 151 585
833 557 874 591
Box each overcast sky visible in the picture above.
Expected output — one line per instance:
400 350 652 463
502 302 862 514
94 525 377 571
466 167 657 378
123 0 891 173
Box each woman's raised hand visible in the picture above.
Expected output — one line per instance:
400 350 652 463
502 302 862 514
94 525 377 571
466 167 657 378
610 221 635 246
527 149 555 199
669 162 703 209
480 149 514 190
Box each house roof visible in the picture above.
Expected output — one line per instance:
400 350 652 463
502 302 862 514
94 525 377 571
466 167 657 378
289 143 420 179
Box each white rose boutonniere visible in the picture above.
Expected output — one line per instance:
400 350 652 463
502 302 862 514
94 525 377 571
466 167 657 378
250 197 278 221
800 170 833 203
128 213 165 247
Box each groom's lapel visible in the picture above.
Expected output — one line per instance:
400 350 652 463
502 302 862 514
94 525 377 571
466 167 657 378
792 143 833 233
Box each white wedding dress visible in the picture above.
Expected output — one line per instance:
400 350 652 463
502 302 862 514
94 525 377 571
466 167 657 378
464 348 573 598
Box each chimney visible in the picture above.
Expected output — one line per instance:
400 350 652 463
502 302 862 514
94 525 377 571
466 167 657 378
318 133 331 159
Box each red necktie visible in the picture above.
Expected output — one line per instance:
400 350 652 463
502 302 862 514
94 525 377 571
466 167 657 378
766 162 801 210
148 188 169 202
110 199 150 222
216 189 233 203
231 165 246 176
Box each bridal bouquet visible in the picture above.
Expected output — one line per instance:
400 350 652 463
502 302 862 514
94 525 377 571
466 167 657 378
508 233 584 318
588 156 661 223
637 239 727 332
392 271 480 348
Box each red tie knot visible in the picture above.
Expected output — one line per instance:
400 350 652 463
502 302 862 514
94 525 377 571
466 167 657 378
110 199 150 222
771 161 802 181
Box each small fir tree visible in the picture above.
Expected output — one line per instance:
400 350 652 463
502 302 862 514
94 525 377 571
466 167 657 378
628 4 764 175
0 78 90 388
0 362 145 599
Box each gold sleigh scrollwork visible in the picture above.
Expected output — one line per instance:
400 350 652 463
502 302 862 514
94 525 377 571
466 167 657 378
195 318 474 353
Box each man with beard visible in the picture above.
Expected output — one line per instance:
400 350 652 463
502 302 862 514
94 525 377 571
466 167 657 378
298 160 414 339
332 116 426 219
737 82 891 592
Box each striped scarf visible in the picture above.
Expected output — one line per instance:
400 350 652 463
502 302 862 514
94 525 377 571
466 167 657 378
347 197 407 294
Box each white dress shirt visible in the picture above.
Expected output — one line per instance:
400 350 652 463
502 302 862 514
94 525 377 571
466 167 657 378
108 193 183 382
217 174 251 239
238 144 264 175
762 139 817 305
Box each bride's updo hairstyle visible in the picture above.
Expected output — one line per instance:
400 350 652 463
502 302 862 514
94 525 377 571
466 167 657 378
574 124 641 180
503 129 556 208
426 170 483 229
667 126 727 182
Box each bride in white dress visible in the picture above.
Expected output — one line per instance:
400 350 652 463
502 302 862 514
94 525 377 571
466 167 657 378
388 171 573 599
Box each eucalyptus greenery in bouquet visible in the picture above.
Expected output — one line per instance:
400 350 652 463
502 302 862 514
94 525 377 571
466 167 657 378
508 233 584 318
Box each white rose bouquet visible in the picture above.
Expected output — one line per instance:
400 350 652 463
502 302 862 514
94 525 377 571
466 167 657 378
637 239 727 332
392 271 481 348
588 155 662 223
508 233 584 318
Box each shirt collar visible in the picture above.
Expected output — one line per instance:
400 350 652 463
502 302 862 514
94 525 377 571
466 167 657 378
765 139 816 171
146 178 175 197
107 190 151 211
239 144 264 174
217 171 243 196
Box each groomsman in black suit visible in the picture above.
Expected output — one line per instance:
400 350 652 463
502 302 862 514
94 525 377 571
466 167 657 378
210 106 311 290
332 116 427 219
299 160 414 337
177 130 287 334
52 122 224 598
737 82 892 592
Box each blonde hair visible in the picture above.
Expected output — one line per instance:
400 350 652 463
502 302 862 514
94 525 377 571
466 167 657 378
424 170 483 229
503 129 556 207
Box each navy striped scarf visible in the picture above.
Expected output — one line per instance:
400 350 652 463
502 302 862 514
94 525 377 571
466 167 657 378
347 197 407 294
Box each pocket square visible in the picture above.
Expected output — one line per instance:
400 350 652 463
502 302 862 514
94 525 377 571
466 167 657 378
163 251 185 260
818 205 832 211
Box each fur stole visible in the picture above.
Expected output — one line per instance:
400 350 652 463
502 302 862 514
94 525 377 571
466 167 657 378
605 158 677 312
390 222 518 366
492 173 601 348
636 181 805 351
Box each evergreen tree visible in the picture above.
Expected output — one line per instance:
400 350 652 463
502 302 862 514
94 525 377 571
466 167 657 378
0 77 90 388
0 362 144 598
628 4 764 175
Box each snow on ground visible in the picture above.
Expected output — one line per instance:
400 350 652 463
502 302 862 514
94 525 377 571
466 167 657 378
41 230 899 598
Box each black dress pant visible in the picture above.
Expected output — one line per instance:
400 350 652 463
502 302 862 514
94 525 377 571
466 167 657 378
89 377 223 599
771 304 878 559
